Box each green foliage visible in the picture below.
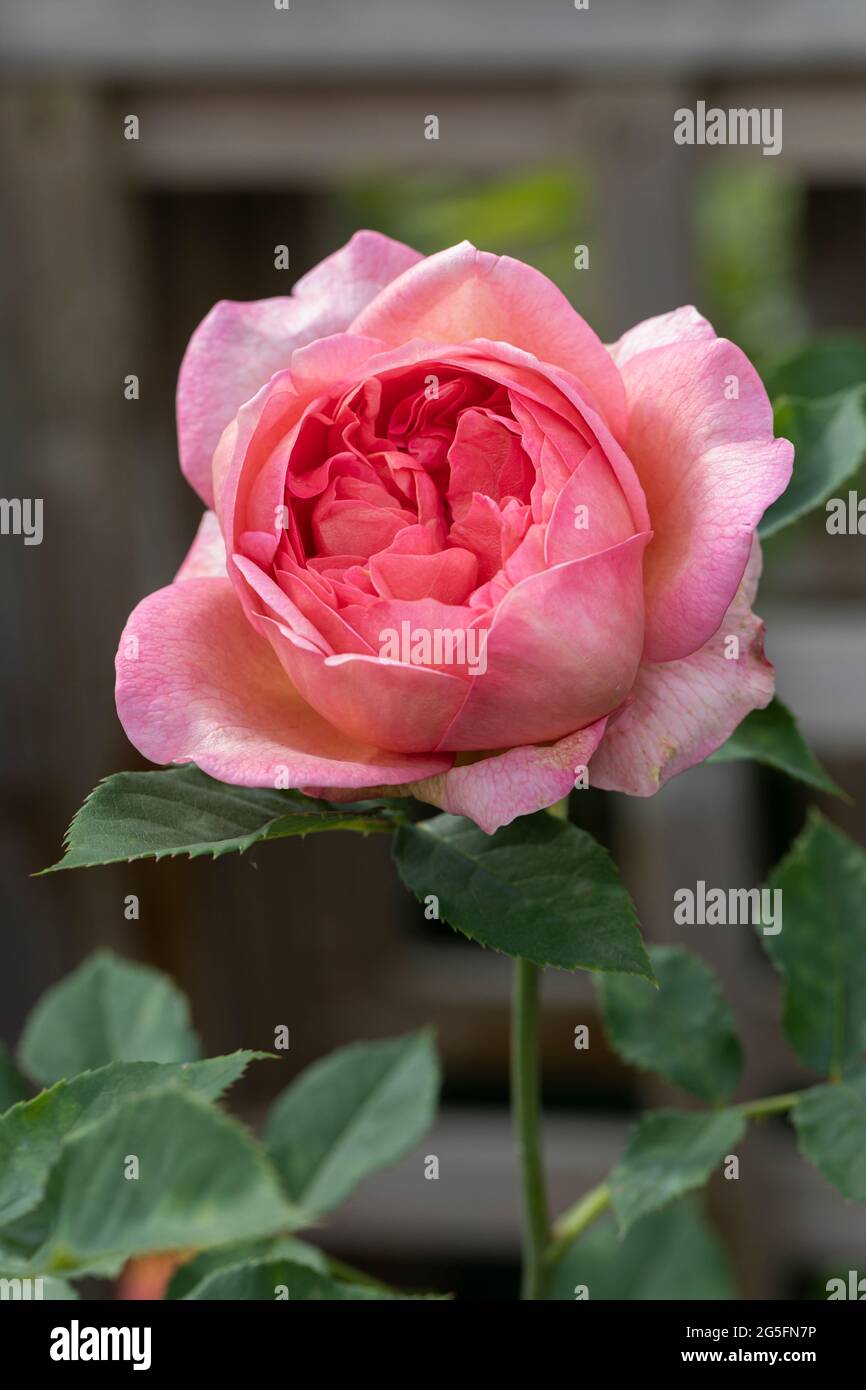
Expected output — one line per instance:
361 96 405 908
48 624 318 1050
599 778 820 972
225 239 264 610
709 697 846 798
761 812 866 1076
546 1199 736 1301
394 811 652 978
760 385 866 539
168 1235 440 1301
609 1110 745 1234
542 810 866 1279
182 1260 408 1300
713 334 866 783
599 946 742 1103
42 766 400 872
0 1055 266 1229
166 1235 328 1299
793 1064 866 1204
264 1032 439 1216
18 951 200 1085
762 334 866 401
0 1088 300 1278
0 952 443 1298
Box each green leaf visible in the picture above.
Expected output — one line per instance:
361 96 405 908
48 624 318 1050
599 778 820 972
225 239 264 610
599 946 742 1102
393 812 653 978
709 697 846 798
546 1199 736 1300
182 1257 425 1300
168 1236 441 1301
0 1046 28 1114
609 1109 745 1233
0 1087 300 1277
38 1275 81 1299
763 335 866 401
0 1054 266 1228
793 1063 866 1204
42 765 401 872
761 811 866 1076
167 1235 328 1300
759 385 866 539
18 950 200 1085
264 1032 439 1216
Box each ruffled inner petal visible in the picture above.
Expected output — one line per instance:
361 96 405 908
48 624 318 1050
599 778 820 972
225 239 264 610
224 350 644 752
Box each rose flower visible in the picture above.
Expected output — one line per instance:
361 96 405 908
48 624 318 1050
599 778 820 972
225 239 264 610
116 233 792 833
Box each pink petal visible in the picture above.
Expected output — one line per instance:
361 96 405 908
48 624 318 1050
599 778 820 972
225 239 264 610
370 546 478 604
274 561 374 656
589 539 774 795
407 717 609 834
237 529 279 569
175 510 227 580
448 493 506 584
271 637 471 754
313 497 414 558
544 446 635 564
502 523 547 585
619 331 792 662
339 596 481 676
288 332 389 396
447 408 533 514
217 372 298 545
232 559 471 753
450 341 650 537
115 577 451 786
609 305 716 369
178 231 422 506
350 242 628 440
232 553 330 652
438 532 650 751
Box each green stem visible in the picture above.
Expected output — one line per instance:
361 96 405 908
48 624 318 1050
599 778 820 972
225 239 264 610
737 1090 801 1120
545 1090 803 1272
512 956 550 1300
545 1182 611 1270
509 794 568 1299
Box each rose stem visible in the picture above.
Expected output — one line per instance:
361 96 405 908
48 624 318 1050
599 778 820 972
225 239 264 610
512 956 549 1300
511 796 568 1299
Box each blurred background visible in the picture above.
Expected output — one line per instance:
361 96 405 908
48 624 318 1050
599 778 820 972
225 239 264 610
1 0 865 1299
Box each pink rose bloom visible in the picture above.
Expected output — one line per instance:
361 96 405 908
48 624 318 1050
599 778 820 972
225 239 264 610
116 232 792 833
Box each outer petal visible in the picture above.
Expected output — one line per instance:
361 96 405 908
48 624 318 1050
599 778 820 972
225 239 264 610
350 242 628 441
609 305 715 369
620 331 792 663
230 553 471 753
175 510 227 581
115 577 452 786
589 540 773 795
438 532 650 751
406 717 609 834
177 231 422 505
